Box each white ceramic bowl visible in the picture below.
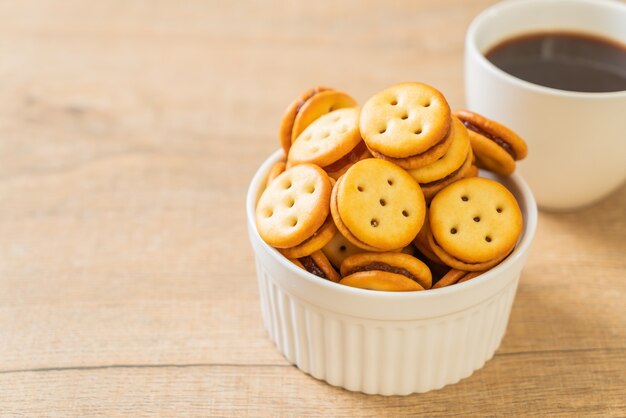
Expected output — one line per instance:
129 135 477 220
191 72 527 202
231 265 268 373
247 150 537 395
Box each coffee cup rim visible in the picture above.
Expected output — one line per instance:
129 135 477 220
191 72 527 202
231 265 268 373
467 0 626 99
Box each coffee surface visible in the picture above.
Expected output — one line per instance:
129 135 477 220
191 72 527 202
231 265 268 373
485 31 626 93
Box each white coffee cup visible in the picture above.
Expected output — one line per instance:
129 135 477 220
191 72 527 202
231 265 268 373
465 0 626 211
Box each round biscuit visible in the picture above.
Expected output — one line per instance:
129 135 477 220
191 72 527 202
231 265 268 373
340 252 432 289
288 108 362 168
340 270 424 292
291 90 358 143
454 109 527 160
360 82 451 158
334 158 426 251
279 86 330 155
429 177 523 263
256 164 331 248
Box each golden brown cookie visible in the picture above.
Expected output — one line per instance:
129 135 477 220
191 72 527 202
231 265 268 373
256 164 331 248
429 177 523 264
279 86 331 155
291 90 358 143
360 82 452 168
321 230 363 269
288 108 362 168
454 109 528 175
340 271 424 292
331 158 426 251
279 214 337 259
297 250 341 282
341 252 432 289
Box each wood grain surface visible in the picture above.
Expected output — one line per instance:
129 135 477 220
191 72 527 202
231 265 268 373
0 0 625 416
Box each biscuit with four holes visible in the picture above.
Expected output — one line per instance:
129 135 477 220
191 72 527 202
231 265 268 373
295 250 341 282
331 158 426 251
291 90 358 143
279 86 331 155
360 82 452 168
289 108 362 168
256 164 332 248
454 109 528 175
429 177 523 263
341 252 432 289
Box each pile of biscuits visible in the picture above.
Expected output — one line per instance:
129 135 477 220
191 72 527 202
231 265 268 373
255 82 527 291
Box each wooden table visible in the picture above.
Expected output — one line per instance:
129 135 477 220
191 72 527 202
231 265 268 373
1 0 624 416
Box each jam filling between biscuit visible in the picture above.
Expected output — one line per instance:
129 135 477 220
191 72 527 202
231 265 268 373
300 256 327 279
462 121 516 159
345 262 417 282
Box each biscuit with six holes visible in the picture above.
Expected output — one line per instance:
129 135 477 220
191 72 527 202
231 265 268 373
256 164 332 248
429 177 522 263
360 82 452 160
289 108 362 168
291 90 358 143
331 158 426 251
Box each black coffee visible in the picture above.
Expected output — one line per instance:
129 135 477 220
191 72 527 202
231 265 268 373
485 31 626 93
